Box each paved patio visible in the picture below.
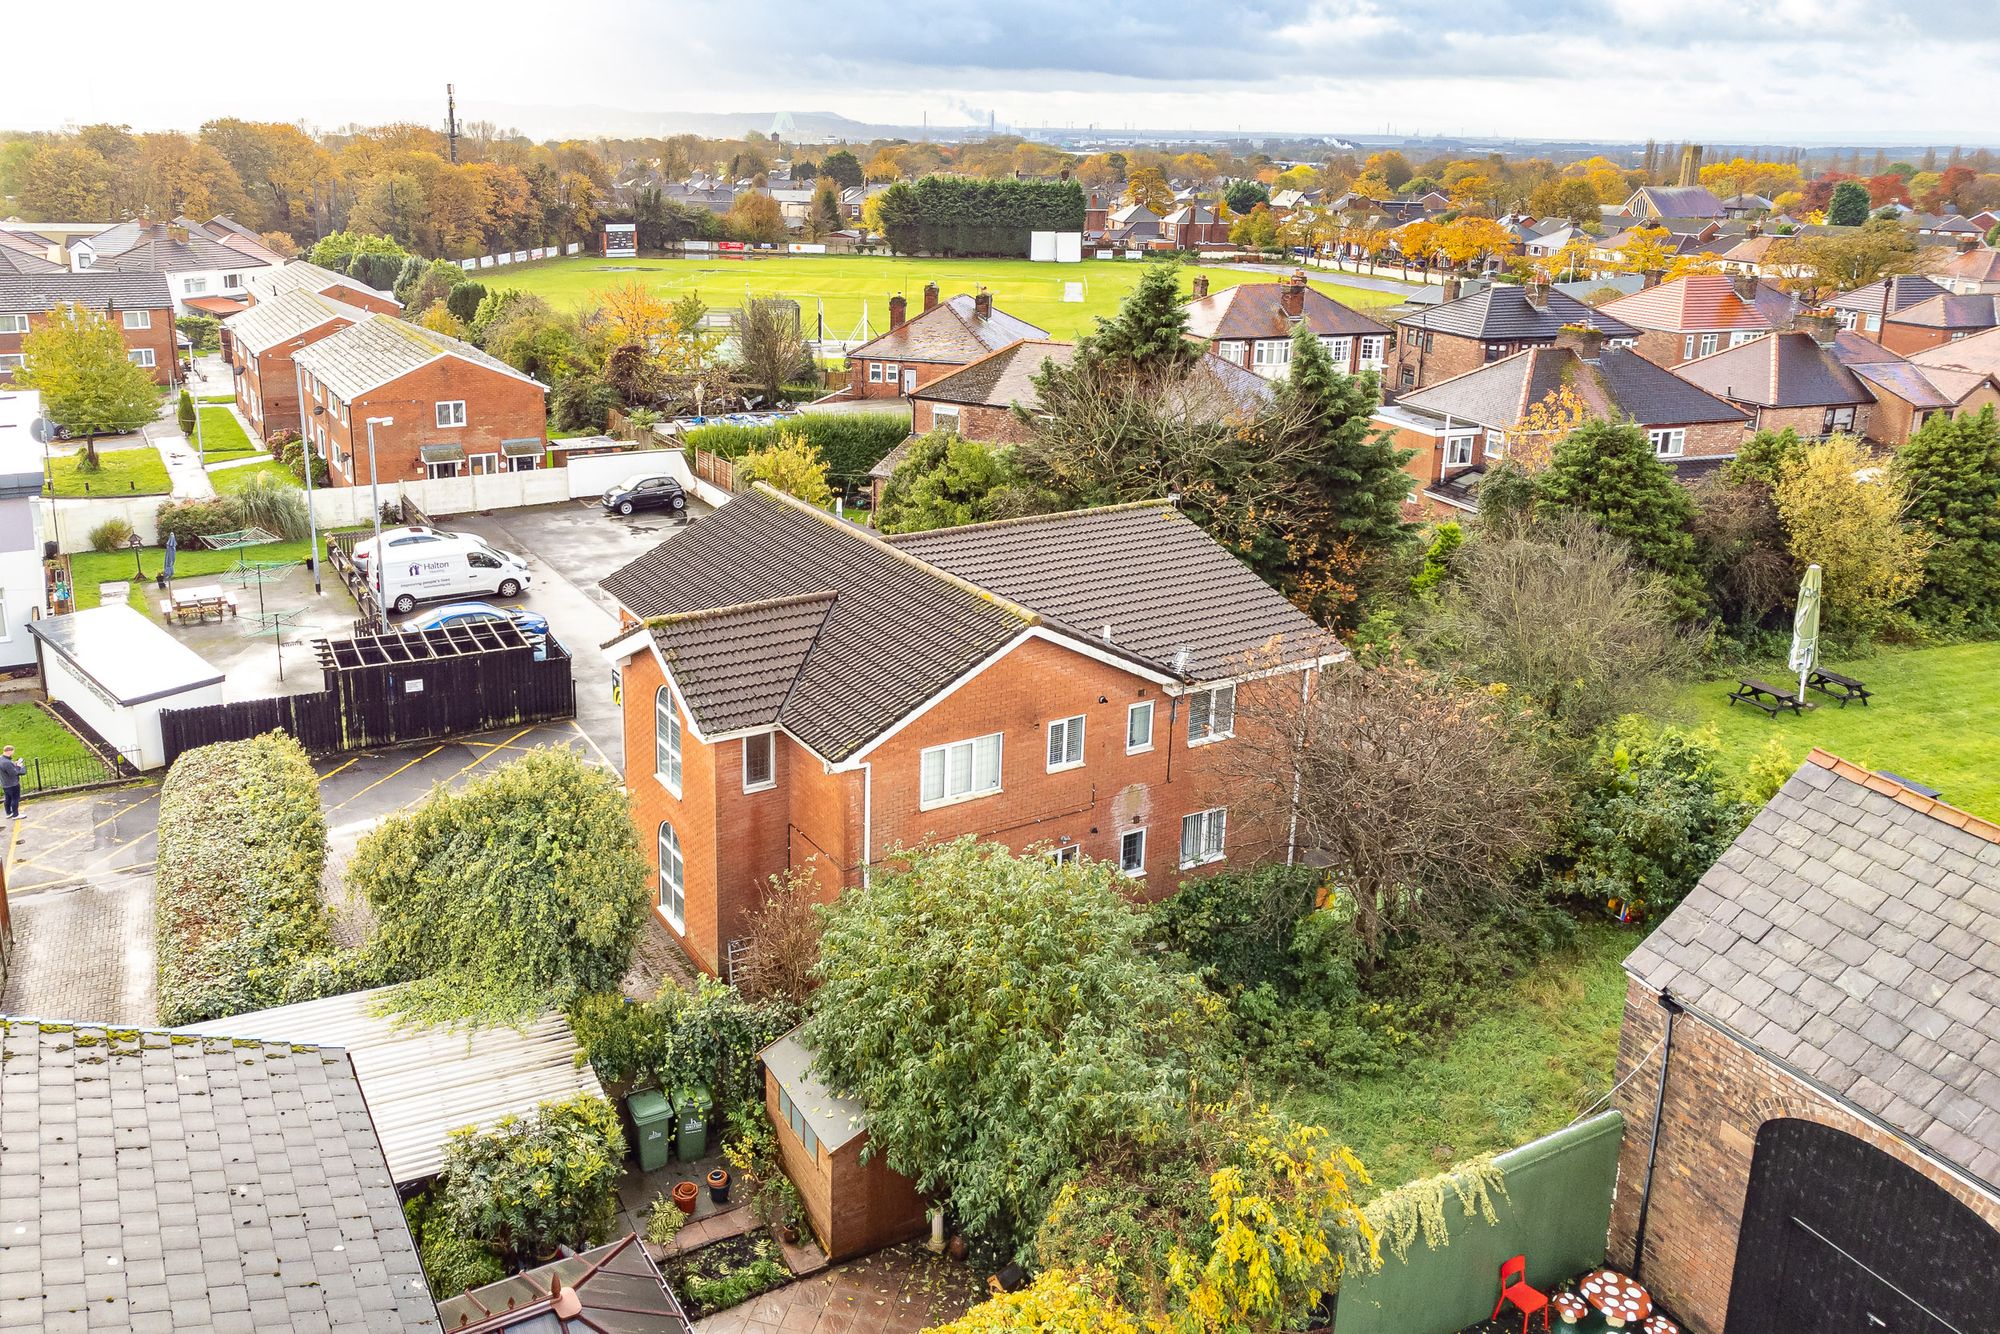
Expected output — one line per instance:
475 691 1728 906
691 1242 987 1334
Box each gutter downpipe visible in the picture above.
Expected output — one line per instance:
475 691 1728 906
1286 667 1313 865
860 760 872 889
1630 988 1682 1281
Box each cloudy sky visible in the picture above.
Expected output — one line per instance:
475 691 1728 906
4 0 1991 144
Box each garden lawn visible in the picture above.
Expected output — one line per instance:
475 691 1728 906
211 460 297 493
1675 641 2000 820
493 253 1401 340
46 447 171 498
0 700 112 788
197 405 262 461
69 539 310 612
1276 922 1634 1194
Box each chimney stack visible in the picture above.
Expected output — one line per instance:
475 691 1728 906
922 281 939 312
1441 276 1462 303
1279 270 1307 319
168 223 189 245
1525 279 1550 311
973 287 992 321
1191 274 1210 299
888 295 906 330
1958 233 1979 253
1730 273 1761 301
1796 312 1839 346
1555 324 1605 362
1641 269 1664 290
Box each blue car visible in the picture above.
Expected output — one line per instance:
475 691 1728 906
411 602 556 656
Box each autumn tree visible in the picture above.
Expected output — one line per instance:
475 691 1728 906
595 278 675 346
1897 405 2000 625
803 177 843 240
1615 224 1675 275
1124 166 1174 214
1766 222 1932 304
1434 217 1516 272
726 190 785 244
15 304 160 469
1529 176 1603 225
1228 203 1278 249
732 297 812 404
1771 435 1932 638
736 432 833 507
18 143 115 218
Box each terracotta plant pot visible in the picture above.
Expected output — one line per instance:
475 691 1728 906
671 1181 699 1214
706 1168 730 1204
776 1222 800 1244
946 1234 969 1262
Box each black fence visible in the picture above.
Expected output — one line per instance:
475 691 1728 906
18 752 138 795
159 627 575 767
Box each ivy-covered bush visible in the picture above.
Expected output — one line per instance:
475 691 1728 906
438 1093 627 1264
155 732 334 1025
154 496 240 546
404 1188 505 1299
567 977 792 1107
682 412 907 490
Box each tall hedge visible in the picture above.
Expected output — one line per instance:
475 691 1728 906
683 412 908 489
875 177 1086 256
155 732 333 1026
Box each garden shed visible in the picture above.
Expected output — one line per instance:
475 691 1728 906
27 603 224 769
179 984 605 1185
761 1030 928 1262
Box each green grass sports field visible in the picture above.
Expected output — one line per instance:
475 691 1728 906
483 253 1402 342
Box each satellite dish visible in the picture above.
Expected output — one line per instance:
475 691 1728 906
29 418 51 445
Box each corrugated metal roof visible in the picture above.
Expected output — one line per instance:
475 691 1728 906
178 985 605 1184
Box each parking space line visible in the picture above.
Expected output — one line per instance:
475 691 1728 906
9 790 160 870
324 746 444 814
316 757 361 784
437 727 536 786
569 718 613 770
9 854 156 895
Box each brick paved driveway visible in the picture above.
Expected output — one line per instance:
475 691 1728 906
692 1243 986 1334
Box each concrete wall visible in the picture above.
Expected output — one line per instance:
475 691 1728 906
1332 1111 1627 1334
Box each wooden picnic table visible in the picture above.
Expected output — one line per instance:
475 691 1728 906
161 583 238 626
1806 667 1871 707
1578 1269 1652 1328
1727 676 1805 718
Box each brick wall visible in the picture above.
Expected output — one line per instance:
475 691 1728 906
237 317 354 440
317 357 546 487
1607 978 2000 1334
1673 418 1747 459
321 285 400 316
1880 322 1960 356
0 304 178 388
1392 329 1530 393
843 356 959 399
1742 401 1873 441
909 398 1030 444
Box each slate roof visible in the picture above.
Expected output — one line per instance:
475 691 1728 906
1396 285 1637 341
292 316 545 401
1601 275 1796 333
1829 274 1949 317
1911 325 2000 376
1184 280 1390 342
224 288 368 356
846 294 1047 366
1398 344 1747 430
0 1018 440 1332
0 270 173 314
1673 331 1874 408
0 234 61 275
1622 185 1727 219
1626 751 2000 1192
1888 292 2000 332
910 339 1075 408
88 221 273 275
890 502 1338 681
1849 358 1956 410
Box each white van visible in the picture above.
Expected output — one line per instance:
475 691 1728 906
352 528 533 613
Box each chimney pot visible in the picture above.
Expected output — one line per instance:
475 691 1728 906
1191 274 1210 299
888 295 906 330
1279 270 1307 318
1442 277 1462 302
973 288 992 321
1525 279 1550 310
1641 269 1664 290
922 281 939 312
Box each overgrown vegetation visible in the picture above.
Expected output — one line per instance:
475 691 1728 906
682 412 907 492
437 1093 628 1267
565 977 791 1106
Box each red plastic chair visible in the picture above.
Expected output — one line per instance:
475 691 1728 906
1493 1255 1550 1334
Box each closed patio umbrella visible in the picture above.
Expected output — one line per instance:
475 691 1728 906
1788 563 1822 700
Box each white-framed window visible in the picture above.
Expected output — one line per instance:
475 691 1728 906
1252 339 1292 368
122 309 150 330
1046 715 1085 772
1358 335 1386 367
657 821 684 930
435 400 467 428
931 404 961 433
425 459 462 480
1180 808 1227 868
222 273 242 289
0 354 23 373
1126 701 1154 754
1047 843 1081 866
1648 428 1686 458
1319 335 1351 363
128 348 155 368
0 314 29 334
1119 828 1147 877
339 402 349 424
1218 341 1248 366
466 452 499 475
1444 432 1475 467
185 276 208 294
867 362 882 383
1186 684 1235 745
743 732 774 792
1484 430 1508 459
881 362 899 384
1729 330 1761 348
655 686 682 795
920 732 1002 808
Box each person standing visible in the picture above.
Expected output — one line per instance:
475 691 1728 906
0 745 25 819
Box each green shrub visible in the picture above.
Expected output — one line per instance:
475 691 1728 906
446 281 488 325
87 517 134 552
439 1093 627 1263
405 1189 505 1299
154 496 239 546
552 372 619 433
226 470 309 540
643 1196 687 1248
176 388 196 436
155 732 334 1026
681 1255 791 1313
270 430 328 487
683 412 907 489
567 978 792 1106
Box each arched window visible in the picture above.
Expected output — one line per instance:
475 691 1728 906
658 822 684 929
655 686 682 794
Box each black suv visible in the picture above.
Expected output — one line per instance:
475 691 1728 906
602 473 689 515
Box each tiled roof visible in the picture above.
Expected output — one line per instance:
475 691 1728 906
292 316 545 401
601 489 1026 760
1849 359 1957 410
1888 292 2000 331
1399 344 1747 430
1622 185 1727 218
1828 274 1949 316
648 593 837 734
1184 281 1390 342
0 269 173 314
1626 751 2000 1192
1941 248 2000 284
0 234 62 275
435 1235 689 1332
889 502 1339 681
89 221 273 275
911 339 1075 408
1910 324 2000 376
224 288 367 355
0 1018 440 1332
1397 285 1638 341
1601 275 1796 332
245 259 397 307
847 294 1047 366
1673 331 1874 408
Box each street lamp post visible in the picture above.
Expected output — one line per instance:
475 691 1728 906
365 416 394 632
306 405 325 595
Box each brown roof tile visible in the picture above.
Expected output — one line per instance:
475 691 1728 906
846 293 1046 366
1184 281 1390 342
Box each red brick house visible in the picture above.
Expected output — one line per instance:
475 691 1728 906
1161 201 1230 248
1838 334 2000 445
223 291 368 440
599 487 1341 977
1880 292 2000 355
1599 273 1797 367
1827 274 1948 336
1672 328 1877 440
826 286 1045 401
1391 281 1638 394
241 259 402 317
1939 245 2000 294
1608 751 2000 1334
290 316 548 486
1378 327 1748 516
1185 271 1392 378
0 272 179 387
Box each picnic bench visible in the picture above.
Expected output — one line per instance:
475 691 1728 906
1728 677 1805 718
1805 668 1871 707
160 583 239 626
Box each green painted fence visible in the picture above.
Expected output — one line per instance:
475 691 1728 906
1333 1110 1626 1334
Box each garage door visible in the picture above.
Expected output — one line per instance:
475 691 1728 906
1725 1119 1999 1334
